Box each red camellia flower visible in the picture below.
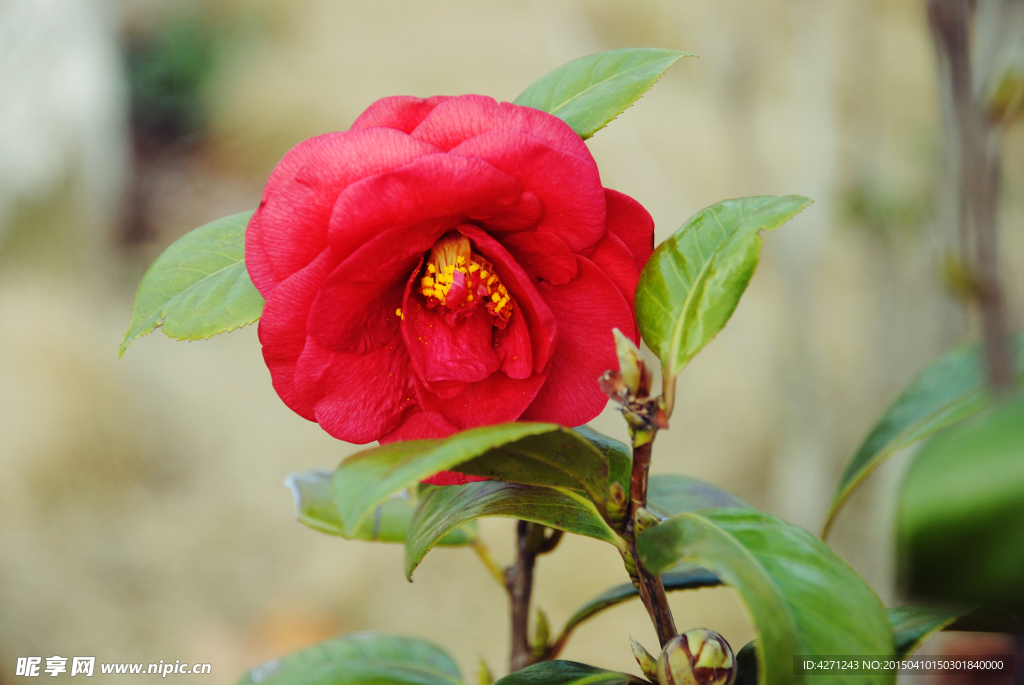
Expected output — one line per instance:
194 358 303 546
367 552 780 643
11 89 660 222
246 94 654 460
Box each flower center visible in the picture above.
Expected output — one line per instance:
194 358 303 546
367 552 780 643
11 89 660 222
418 232 512 329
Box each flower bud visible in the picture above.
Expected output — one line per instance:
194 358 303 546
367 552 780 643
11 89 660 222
656 630 736 685
630 637 659 682
613 328 651 397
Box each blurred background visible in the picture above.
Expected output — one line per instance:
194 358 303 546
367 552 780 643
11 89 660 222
1 0 1022 682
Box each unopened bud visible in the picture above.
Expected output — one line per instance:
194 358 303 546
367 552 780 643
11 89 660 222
630 637 659 682
613 328 651 397
656 630 736 685
606 482 628 524
531 608 550 658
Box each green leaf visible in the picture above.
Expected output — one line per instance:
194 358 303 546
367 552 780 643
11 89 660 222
492 661 646 685
457 428 613 511
647 474 751 518
553 568 720 651
573 426 632 490
332 423 623 537
284 469 474 546
120 210 263 356
822 335 1024 537
635 196 813 381
238 633 462 685
897 393 1024 614
887 606 965 658
405 481 624 579
639 509 895 685
514 48 692 140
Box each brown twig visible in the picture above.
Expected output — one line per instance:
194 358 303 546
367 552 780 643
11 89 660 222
506 521 547 672
626 437 678 647
929 0 1015 392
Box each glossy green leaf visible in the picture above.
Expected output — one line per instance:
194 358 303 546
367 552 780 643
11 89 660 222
887 606 965 658
120 210 263 356
573 426 632 490
333 423 624 537
284 469 474 546
332 423 554 537
646 474 751 518
238 633 461 685
897 393 1024 613
514 48 691 139
457 427 612 510
492 661 645 685
635 196 812 380
822 335 1024 537
406 481 624 579
553 568 720 652
639 509 894 685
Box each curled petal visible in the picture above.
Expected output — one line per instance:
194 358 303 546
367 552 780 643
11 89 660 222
349 95 450 132
586 230 641 322
604 188 655 271
411 95 592 161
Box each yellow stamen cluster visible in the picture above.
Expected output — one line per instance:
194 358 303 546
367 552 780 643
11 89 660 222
418 232 513 320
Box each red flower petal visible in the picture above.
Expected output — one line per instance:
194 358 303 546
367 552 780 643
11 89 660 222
421 471 490 486
520 256 636 426
411 95 592 161
456 225 557 373
415 370 547 430
451 131 605 251
247 128 437 295
297 332 417 444
500 231 577 285
257 249 339 420
402 299 501 384
586 230 641 324
378 409 458 443
494 308 533 379
604 189 655 271
327 153 523 258
309 219 446 354
349 95 450 132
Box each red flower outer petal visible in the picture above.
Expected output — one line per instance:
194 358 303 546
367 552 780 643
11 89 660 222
247 129 438 295
604 188 655 271
349 95 450 133
327 153 524 259
450 130 606 252
585 230 642 324
411 95 592 162
520 255 636 426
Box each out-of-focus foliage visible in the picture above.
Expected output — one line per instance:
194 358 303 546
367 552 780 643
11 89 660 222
897 393 1024 613
127 16 222 143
